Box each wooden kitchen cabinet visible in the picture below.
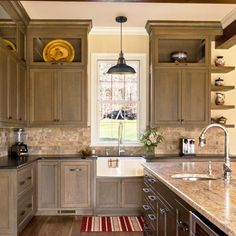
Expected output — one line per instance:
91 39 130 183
60 161 91 208
37 161 59 209
0 44 26 126
29 68 87 126
146 21 222 127
0 46 8 123
96 177 143 215
152 67 209 126
0 163 36 236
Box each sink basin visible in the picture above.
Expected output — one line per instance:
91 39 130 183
96 156 146 177
171 173 221 181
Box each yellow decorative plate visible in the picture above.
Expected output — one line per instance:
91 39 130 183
43 39 75 62
3 39 16 51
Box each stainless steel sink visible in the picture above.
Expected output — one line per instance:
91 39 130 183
171 173 221 181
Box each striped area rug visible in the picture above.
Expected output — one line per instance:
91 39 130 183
81 216 144 232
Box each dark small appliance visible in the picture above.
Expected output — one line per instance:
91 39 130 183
180 138 195 156
10 128 28 158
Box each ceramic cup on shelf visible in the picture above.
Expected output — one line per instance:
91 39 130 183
215 92 225 105
215 56 225 67
215 77 224 86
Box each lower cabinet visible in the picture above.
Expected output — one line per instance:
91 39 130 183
0 163 36 236
95 177 143 215
37 161 59 209
143 169 227 236
60 161 91 208
37 160 93 215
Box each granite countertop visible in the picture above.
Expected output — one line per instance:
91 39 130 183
0 154 97 169
0 153 236 169
143 161 236 236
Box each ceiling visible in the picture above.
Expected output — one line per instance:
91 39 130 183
21 1 236 33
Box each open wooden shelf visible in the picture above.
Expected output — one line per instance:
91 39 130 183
211 66 235 73
211 105 235 110
225 124 235 128
211 85 235 91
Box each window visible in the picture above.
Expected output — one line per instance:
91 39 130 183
91 54 146 146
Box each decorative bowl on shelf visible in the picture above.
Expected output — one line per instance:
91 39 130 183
43 39 75 62
170 51 187 63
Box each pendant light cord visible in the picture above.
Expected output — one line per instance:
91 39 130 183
120 20 122 53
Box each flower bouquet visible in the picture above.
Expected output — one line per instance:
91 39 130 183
140 127 164 154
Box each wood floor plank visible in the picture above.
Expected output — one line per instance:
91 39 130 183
20 216 143 236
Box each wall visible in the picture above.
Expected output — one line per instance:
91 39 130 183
0 36 236 157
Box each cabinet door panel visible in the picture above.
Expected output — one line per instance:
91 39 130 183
181 69 209 125
38 161 58 209
152 68 181 125
122 178 143 208
30 69 56 124
8 55 18 121
61 162 90 208
0 48 8 122
58 69 85 125
96 179 120 208
18 63 26 123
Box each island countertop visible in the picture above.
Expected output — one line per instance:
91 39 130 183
143 161 236 236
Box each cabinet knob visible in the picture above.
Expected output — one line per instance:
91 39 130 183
148 214 156 221
20 210 26 216
148 178 156 183
19 180 25 185
160 208 167 215
142 188 150 193
148 195 156 201
18 118 22 121
177 220 189 232
142 205 150 211
8 116 12 120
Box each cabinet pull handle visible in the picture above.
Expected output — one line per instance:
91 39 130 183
20 210 26 216
177 220 189 232
148 178 156 183
143 188 150 193
148 214 156 221
142 205 150 210
160 208 167 215
148 195 156 201
19 180 25 185
27 176 32 180
27 203 32 208
8 116 12 120
70 168 82 172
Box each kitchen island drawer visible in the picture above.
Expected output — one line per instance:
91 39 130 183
17 164 34 196
17 190 34 227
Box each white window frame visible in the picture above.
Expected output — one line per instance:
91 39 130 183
91 53 146 146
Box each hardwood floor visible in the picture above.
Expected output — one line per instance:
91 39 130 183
20 216 143 236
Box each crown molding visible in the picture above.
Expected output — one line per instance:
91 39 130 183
221 7 236 28
90 26 147 35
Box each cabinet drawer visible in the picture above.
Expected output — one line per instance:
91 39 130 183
17 165 34 195
143 201 157 235
17 190 34 226
144 172 157 193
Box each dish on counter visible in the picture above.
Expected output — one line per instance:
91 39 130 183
43 39 75 62
3 39 16 51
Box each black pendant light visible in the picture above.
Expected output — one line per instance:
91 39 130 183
107 16 136 75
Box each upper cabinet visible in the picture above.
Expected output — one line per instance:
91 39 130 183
28 21 91 127
0 2 28 127
27 21 92 67
146 21 223 127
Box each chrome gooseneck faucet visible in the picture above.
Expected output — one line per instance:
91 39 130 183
118 122 125 156
199 123 232 181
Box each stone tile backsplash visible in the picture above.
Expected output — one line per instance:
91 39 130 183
0 126 224 157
